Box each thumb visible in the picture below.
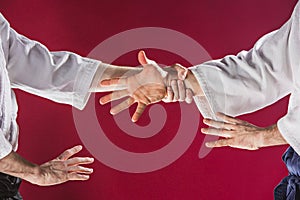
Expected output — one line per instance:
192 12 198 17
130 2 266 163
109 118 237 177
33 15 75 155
138 50 150 65
138 50 168 77
172 64 188 80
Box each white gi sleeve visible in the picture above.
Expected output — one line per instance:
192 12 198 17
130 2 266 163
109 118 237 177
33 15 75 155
190 2 300 119
0 13 105 110
0 130 12 159
278 90 300 154
275 3 300 155
190 2 300 155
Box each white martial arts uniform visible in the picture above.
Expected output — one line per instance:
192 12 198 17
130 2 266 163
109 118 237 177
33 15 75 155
0 13 104 159
1 2 300 161
190 1 300 153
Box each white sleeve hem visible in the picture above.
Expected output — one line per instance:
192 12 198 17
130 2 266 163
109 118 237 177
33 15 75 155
277 118 300 155
0 133 13 160
73 58 101 110
190 66 220 120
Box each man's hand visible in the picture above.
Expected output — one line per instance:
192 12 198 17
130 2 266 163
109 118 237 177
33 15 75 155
99 51 198 122
0 145 94 186
100 51 167 122
202 113 287 150
32 145 94 186
163 79 194 104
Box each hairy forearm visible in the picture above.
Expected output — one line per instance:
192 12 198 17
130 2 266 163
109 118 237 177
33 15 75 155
260 124 288 147
0 151 39 183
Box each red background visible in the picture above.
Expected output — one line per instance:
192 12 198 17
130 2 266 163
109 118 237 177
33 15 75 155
0 0 297 199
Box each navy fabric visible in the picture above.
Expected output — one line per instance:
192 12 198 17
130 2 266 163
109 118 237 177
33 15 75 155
274 147 300 200
0 172 22 199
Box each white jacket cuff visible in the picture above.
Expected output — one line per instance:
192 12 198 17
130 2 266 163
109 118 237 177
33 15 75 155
278 114 300 155
73 58 102 110
0 132 13 159
189 66 221 120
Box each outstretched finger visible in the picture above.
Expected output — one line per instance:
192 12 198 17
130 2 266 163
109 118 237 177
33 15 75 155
201 128 232 138
99 90 129 105
57 145 83 161
203 118 236 130
138 51 167 77
216 112 246 124
205 138 233 148
110 97 135 115
66 157 94 166
67 166 94 174
132 102 147 122
138 50 151 65
67 172 90 181
100 78 127 87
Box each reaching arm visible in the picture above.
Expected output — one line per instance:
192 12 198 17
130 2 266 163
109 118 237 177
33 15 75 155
0 145 94 186
100 6 299 122
188 1 300 120
171 3 300 154
202 113 287 150
0 13 144 110
130 3 300 153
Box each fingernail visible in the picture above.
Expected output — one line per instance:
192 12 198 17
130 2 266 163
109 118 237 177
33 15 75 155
83 175 90 180
205 142 212 148
100 81 105 86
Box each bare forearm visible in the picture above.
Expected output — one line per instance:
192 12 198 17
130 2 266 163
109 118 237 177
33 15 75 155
0 151 39 183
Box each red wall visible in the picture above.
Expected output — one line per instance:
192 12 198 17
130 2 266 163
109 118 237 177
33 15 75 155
0 0 297 199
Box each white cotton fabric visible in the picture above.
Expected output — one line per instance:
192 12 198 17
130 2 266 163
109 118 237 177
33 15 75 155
0 13 103 159
190 1 300 153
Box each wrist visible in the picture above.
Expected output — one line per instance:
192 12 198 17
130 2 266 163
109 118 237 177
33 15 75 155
0 151 42 184
184 69 202 96
260 124 287 147
22 164 43 185
255 130 266 149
